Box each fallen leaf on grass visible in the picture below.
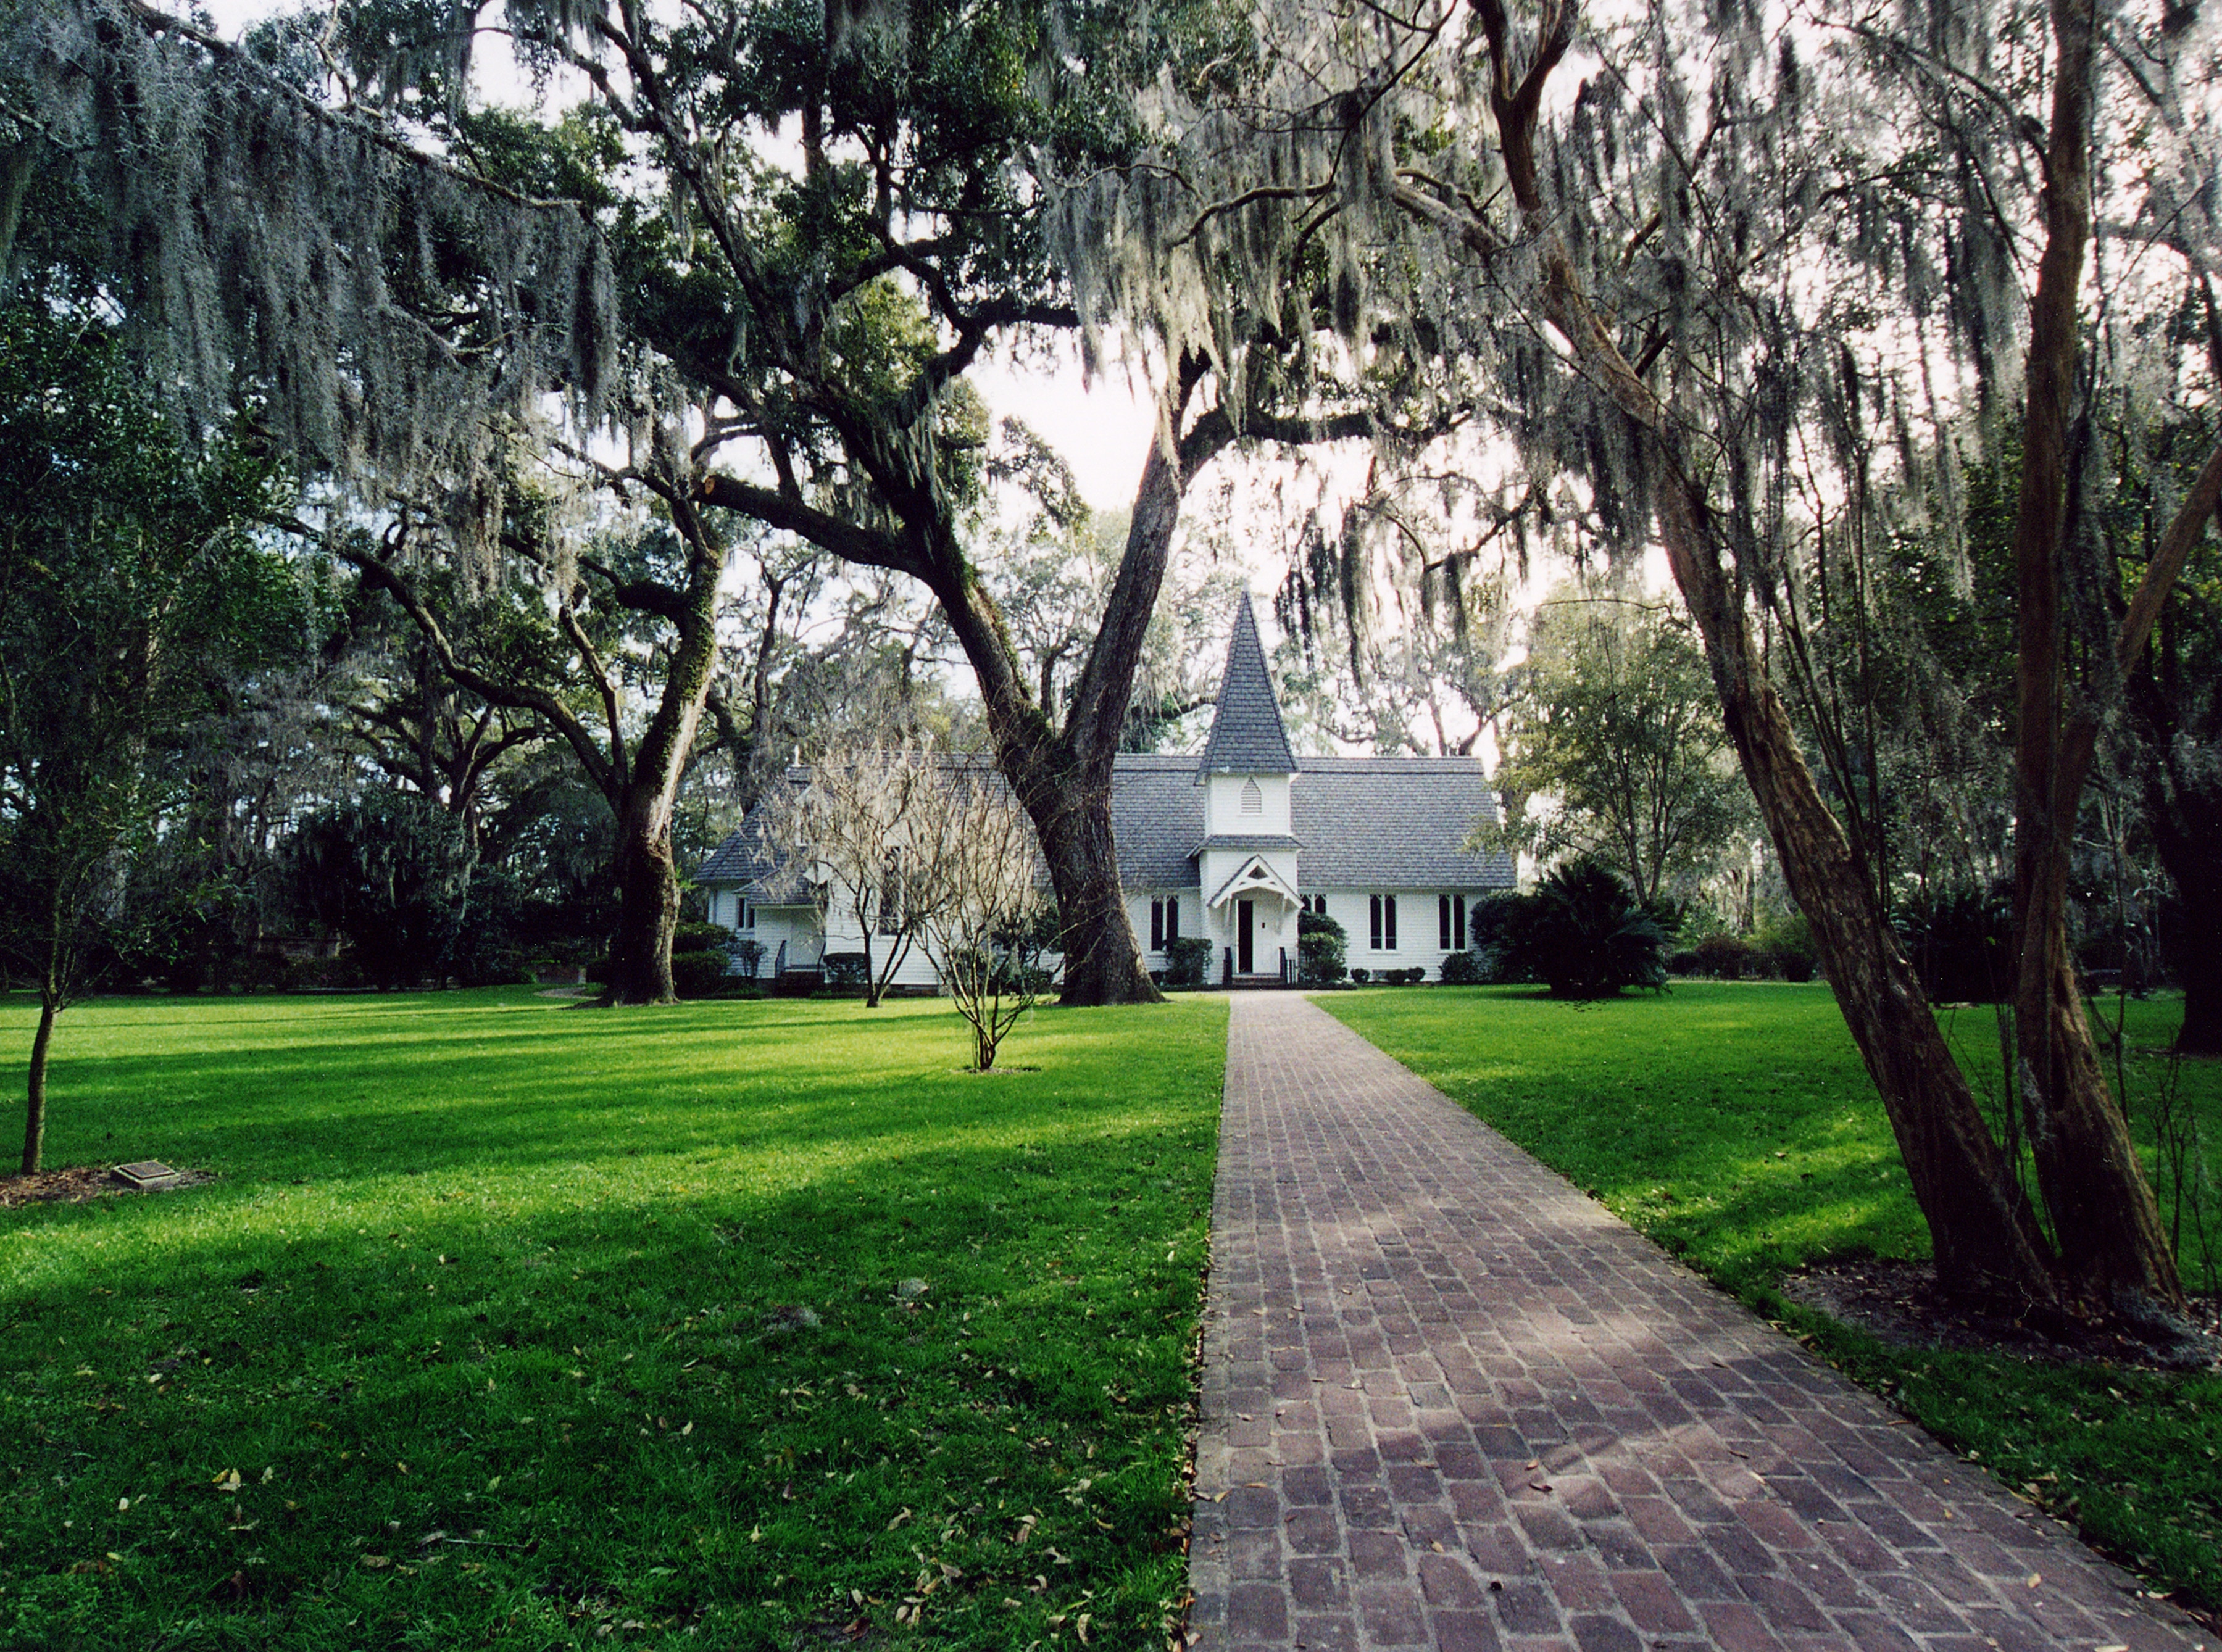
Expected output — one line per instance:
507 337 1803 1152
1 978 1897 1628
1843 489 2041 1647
212 1468 243 1494
361 1554 390 1570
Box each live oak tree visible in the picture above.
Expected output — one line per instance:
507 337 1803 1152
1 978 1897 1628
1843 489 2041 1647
1426 0 2216 1332
7 0 1463 1005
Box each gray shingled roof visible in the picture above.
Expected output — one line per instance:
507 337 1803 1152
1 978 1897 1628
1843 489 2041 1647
1290 758 1514 888
694 768 808 899
702 753 1515 895
1106 754 1203 887
1197 593 1298 776
1097 753 1512 892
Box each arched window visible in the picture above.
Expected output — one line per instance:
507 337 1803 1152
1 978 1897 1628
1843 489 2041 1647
1240 778 1263 816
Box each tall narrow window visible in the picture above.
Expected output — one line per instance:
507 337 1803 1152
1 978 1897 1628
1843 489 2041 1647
1166 899 1180 943
1383 895 1398 950
1439 895 1453 951
1151 899 1165 950
1370 895 1383 950
1453 897 1465 951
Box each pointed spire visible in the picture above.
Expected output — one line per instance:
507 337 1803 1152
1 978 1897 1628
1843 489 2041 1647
1198 592 1299 776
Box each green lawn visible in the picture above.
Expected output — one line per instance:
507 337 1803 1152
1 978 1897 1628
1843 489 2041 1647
1322 981 2222 1615
0 989 1227 1651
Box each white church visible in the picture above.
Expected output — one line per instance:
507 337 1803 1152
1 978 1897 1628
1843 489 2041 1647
696 594 1516 988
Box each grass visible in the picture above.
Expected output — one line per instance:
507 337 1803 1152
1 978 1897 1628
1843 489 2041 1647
0 989 1227 1651
1321 980 2222 1615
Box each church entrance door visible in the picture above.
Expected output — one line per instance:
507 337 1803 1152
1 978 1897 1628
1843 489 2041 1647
1238 900 1255 974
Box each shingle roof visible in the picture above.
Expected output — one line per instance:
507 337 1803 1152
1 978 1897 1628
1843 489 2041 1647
1194 834 1302 854
1289 757 1514 889
1106 754 1204 888
701 753 1515 895
695 768 807 898
1197 593 1298 777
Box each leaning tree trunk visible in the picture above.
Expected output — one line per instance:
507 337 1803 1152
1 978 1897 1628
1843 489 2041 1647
1453 0 2063 1313
20 989 57 1176
1650 447 2064 1311
936 380 1233 1007
2006 0 2186 1320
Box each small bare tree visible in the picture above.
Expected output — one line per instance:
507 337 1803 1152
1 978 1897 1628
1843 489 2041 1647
912 765 1055 1073
764 748 938 1008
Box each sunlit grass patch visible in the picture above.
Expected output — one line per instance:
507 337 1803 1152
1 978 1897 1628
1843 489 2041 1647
1 989 1226 1650
1323 981 2222 1614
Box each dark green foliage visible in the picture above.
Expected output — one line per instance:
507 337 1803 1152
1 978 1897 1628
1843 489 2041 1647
1895 887 2012 1003
1297 908 1348 985
0 301 298 1166
672 922 734 953
1468 894 1539 984
1438 951 1483 984
282 793 475 990
1693 932 1758 981
670 949 732 998
441 863 534 988
820 952 870 990
0 310 294 961
1163 935 1214 988
1350 967 1371 983
1517 860 1668 998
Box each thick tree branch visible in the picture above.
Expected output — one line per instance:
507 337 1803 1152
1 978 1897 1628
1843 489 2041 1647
333 542 618 802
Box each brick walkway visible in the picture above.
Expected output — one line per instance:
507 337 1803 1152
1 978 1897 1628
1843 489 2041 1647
1185 994 2208 1652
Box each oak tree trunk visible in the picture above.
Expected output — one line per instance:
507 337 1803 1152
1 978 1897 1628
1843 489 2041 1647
601 508 725 1007
2155 794 2222 1055
1649 457 2063 1311
607 794 681 1005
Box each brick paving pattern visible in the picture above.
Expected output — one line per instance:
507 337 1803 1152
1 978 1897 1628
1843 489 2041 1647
1185 994 2208 1652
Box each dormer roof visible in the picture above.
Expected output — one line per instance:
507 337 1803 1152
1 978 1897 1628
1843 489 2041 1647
1197 592 1298 778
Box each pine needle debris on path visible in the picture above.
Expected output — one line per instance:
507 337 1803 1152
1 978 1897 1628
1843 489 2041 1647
1184 993 2207 1651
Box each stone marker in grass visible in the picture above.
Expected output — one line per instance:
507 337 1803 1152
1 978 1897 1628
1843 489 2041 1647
109 1160 181 1190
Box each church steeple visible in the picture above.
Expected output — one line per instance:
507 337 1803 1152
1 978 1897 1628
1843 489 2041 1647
1197 592 1298 778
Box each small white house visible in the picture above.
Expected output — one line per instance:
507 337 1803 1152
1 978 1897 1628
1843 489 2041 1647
697 594 1516 987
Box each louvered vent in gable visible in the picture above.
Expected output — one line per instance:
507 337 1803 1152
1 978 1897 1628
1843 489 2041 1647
1240 778 1263 815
